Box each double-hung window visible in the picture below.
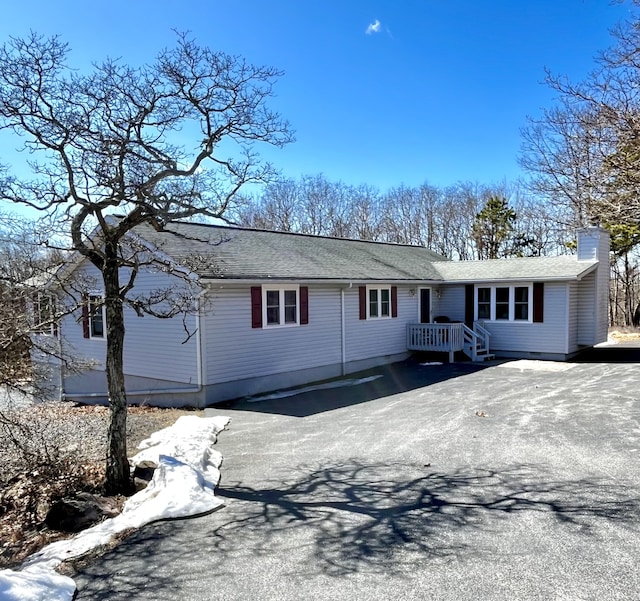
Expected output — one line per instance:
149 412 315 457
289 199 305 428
475 285 532 322
32 293 58 336
263 286 299 327
514 286 529 321
495 287 510 320
477 287 491 319
88 295 105 338
368 287 391 319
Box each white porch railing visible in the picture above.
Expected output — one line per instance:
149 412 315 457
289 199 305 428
407 322 493 362
406 323 464 362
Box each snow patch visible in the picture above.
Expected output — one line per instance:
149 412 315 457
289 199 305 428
1 414 229 601
246 375 384 402
0 567 75 601
498 360 576 372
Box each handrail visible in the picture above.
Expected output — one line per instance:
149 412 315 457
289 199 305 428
462 323 476 342
474 321 491 341
473 321 490 350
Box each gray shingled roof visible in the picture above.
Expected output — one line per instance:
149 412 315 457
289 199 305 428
134 222 447 281
133 221 597 283
432 255 597 282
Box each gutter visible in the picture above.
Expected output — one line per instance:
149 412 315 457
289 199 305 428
202 277 443 286
438 269 598 285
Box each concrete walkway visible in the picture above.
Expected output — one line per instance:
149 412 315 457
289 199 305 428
74 350 640 601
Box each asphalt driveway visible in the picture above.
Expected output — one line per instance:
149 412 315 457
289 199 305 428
74 350 640 601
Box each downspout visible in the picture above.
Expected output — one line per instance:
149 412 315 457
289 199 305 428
58 326 64 403
341 287 346 376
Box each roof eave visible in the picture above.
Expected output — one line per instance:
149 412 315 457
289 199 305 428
440 272 598 285
200 277 444 285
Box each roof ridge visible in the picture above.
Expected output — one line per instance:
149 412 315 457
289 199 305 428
165 220 443 253
431 254 577 264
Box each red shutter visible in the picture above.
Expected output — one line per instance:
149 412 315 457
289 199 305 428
81 296 90 338
465 284 474 327
533 283 544 323
251 286 262 328
391 286 398 318
359 286 367 320
300 286 309 325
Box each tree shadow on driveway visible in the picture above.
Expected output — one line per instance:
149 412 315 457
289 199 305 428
72 460 640 599
211 460 639 577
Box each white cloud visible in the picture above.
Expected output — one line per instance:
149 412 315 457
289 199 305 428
366 19 381 35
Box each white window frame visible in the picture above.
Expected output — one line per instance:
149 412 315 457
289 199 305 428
474 284 533 323
262 285 300 328
88 294 106 339
367 285 392 320
33 292 57 336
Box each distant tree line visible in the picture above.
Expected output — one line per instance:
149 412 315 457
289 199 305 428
230 175 568 261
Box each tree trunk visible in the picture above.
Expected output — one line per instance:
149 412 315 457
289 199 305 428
103 241 131 495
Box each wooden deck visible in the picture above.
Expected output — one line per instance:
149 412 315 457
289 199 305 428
407 322 493 362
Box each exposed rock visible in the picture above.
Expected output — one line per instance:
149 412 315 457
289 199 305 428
45 492 120 533
133 460 157 482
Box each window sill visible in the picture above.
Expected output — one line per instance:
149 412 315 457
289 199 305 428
481 320 533 325
263 323 300 329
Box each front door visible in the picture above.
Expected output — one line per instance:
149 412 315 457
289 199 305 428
419 288 431 323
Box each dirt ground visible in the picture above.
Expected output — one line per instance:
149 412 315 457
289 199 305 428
0 402 201 569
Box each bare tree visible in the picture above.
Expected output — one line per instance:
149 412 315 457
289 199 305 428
0 33 293 493
0 214 67 394
379 183 440 247
519 5 640 323
348 184 383 241
520 101 609 229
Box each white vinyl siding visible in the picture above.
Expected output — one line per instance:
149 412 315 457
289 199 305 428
346 286 417 362
431 283 569 355
567 282 579 354
120 267 198 384
577 271 597 346
61 259 198 384
60 262 106 370
432 286 466 322
483 282 568 354
205 286 341 385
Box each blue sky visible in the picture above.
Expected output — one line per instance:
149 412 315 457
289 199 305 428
0 0 631 193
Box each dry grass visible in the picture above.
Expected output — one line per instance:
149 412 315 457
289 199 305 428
609 326 640 341
0 401 201 569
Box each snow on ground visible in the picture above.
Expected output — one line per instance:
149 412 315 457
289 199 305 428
497 359 577 372
0 414 229 601
246 374 383 403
